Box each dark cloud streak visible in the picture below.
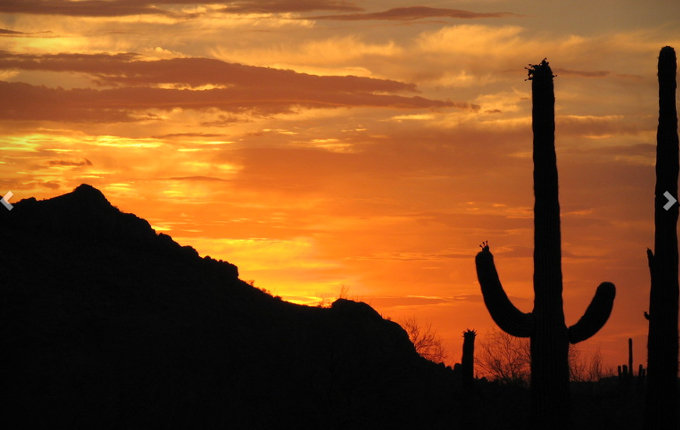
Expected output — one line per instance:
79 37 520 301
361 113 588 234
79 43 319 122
48 159 93 167
223 0 360 13
0 80 457 122
0 51 471 122
554 68 643 80
0 28 25 35
0 51 416 93
0 0 170 17
0 0 360 17
307 6 519 21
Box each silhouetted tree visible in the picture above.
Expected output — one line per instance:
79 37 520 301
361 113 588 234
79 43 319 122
402 317 446 363
568 346 590 383
479 329 607 384
477 329 531 384
645 45 679 430
585 348 606 382
567 345 611 382
475 59 616 429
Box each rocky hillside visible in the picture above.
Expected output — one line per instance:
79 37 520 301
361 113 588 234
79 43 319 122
1 185 459 429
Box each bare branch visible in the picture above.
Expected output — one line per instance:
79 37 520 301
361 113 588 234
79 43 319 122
401 316 447 363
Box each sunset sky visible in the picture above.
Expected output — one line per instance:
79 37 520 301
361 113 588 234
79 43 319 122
1 0 679 373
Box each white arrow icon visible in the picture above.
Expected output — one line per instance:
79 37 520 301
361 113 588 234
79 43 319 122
1 191 13 211
663 191 677 211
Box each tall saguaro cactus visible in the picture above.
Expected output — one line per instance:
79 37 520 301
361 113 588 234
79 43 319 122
475 59 616 429
645 45 679 430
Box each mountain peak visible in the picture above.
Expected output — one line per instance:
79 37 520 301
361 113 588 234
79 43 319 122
71 183 108 203
6 184 146 245
1 184 238 277
55 183 113 211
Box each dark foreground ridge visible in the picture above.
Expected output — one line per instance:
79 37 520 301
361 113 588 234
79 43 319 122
0 185 459 429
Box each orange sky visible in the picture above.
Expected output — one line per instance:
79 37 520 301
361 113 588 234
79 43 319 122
1 0 680 374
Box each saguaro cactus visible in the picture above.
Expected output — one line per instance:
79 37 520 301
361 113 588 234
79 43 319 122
617 338 634 381
461 329 476 389
645 46 679 430
460 329 477 428
628 337 633 376
475 59 616 429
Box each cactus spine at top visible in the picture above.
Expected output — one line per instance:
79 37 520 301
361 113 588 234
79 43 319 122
475 59 616 429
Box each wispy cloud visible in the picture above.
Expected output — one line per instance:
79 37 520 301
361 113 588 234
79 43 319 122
168 176 229 182
554 67 643 80
0 28 53 38
223 0 360 13
0 28 25 35
0 0 361 17
308 6 519 21
365 295 476 308
48 158 93 167
0 0 170 17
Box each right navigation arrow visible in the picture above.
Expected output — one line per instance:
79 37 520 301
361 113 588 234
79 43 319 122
663 191 677 211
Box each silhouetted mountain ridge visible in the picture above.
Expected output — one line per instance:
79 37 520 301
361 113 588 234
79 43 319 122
1 184 458 429
4 183 214 266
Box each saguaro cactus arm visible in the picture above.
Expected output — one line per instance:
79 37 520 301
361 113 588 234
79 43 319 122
475 244 533 337
567 282 616 343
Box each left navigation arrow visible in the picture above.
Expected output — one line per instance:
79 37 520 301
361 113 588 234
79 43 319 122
1 191 13 211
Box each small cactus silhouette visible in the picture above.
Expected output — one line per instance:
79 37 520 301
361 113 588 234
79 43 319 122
628 337 634 376
645 46 679 430
461 329 476 389
460 329 477 428
475 59 615 429
617 338 635 382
